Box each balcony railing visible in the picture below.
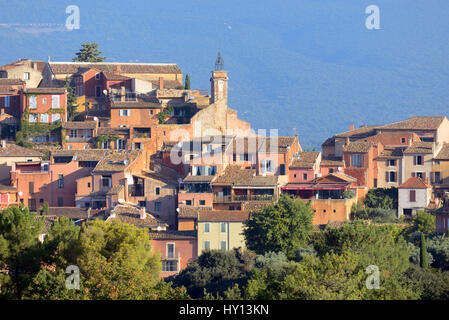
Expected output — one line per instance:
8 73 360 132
213 194 274 203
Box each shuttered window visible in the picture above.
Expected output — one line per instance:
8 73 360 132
409 190 416 202
52 95 60 108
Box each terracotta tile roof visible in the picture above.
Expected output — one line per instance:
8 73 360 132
0 183 17 192
0 59 45 73
48 62 182 75
380 116 446 130
403 141 434 154
212 165 278 186
0 86 18 94
258 136 297 154
360 132 419 146
342 141 377 153
290 152 320 168
106 185 123 195
377 147 404 159
97 127 129 136
48 207 91 220
434 143 449 160
198 210 250 222
320 157 344 166
399 177 431 189
93 150 142 173
62 121 97 129
52 149 109 161
111 98 161 109
242 201 272 212
149 79 183 89
183 174 216 183
334 125 379 138
328 172 357 183
86 109 110 118
102 72 131 81
148 230 197 240
0 78 25 85
25 88 66 94
108 204 168 228
0 143 43 157
134 170 179 185
177 206 212 219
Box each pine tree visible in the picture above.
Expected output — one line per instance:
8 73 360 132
184 74 191 90
420 232 428 268
72 42 106 62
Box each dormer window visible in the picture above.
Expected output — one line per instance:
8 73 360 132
95 73 101 80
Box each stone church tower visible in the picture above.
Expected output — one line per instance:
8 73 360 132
210 52 228 105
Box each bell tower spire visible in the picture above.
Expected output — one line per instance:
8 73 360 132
210 52 228 104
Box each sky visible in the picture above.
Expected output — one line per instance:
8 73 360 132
1 0 448 149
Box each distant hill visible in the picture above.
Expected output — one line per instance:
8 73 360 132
1 0 448 149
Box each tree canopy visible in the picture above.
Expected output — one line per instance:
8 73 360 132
243 195 314 259
73 42 106 62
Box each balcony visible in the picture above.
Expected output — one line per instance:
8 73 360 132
213 194 274 203
128 184 144 197
133 128 151 139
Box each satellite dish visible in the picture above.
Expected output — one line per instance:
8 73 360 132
93 117 98 121
103 89 108 95
176 208 180 212
337 167 342 172
18 191 23 196
177 178 182 184
157 226 162 231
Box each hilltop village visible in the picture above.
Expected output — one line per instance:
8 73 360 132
1 54 449 278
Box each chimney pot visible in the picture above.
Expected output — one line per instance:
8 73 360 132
1 140 6 148
159 77 164 90
114 65 120 75
140 207 147 220
349 124 354 131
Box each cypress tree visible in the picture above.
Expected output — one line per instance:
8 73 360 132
184 74 191 90
420 232 428 268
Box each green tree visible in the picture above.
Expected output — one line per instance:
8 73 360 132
245 251 366 300
72 42 106 62
184 74 191 90
243 195 314 259
64 77 78 121
363 187 398 210
408 211 436 236
171 249 253 299
0 206 43 299
420 233 429 268
76 220 161 299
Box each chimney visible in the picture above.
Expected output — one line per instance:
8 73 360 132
120 86 126 102
1 140 6 148
345 137 350 146
349 124 354 131
159 77 164 90
140 207 147 220
114 65 121 75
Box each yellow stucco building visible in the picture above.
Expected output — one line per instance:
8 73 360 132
197 211 249 255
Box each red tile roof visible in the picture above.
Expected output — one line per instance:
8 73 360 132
399 177 431 189
198 210 250 222
380 116 446 130
48 62 182 75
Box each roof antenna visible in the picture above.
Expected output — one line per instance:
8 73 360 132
47 56 51 62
